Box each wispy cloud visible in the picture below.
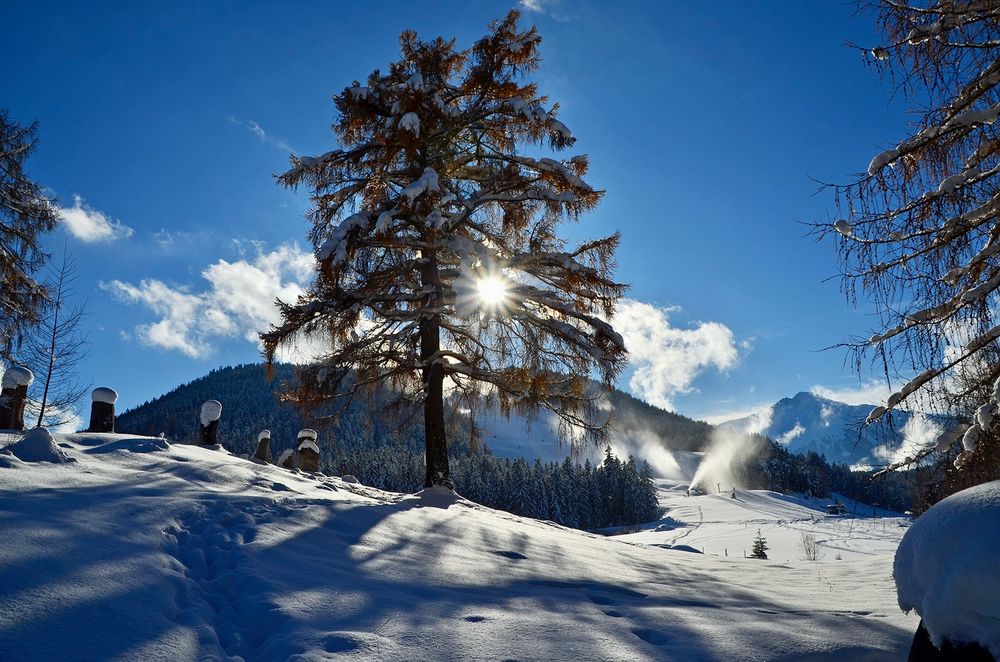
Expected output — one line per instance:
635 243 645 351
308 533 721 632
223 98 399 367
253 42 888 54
226 115 293 152
151 228 211 251
516 0 573 21
810 379 892 407
700 403 775 431
58 195 134 243
613 299 742 411
104 243 316 359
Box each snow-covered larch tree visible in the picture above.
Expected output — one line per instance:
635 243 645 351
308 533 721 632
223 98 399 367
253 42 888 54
821 1 1000 482
0 110 58 362
262 12 628 488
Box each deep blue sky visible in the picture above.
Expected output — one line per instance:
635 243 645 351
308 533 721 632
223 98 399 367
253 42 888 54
3 1 908 423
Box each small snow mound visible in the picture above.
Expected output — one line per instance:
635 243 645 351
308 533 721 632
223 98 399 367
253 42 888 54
7 428 74 464
341 474 359 484
200 400 222 426
894 481 1000 657
91 387 118 404
297 428 318 441
2 367 34 389
415 485 459 508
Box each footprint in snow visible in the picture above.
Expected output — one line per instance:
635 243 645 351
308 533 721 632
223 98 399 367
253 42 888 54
464 615 486 622
632 628 670 646
323 635 360 653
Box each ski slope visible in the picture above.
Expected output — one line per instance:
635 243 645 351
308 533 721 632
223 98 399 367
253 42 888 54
621 480 910 562
0 431 918 661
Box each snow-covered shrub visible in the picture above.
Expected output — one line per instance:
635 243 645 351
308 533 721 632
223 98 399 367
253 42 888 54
799 532 822 561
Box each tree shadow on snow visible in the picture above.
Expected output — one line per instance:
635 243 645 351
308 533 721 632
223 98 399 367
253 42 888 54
0 479 917 662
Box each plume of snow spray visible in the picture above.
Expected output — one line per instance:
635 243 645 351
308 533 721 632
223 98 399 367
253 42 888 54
553 397 693 481
607 428 687 480
689 427 764 492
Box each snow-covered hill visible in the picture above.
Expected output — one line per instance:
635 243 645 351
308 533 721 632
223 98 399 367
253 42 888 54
719 391 938 468
623 478 907 561
0 429 918 660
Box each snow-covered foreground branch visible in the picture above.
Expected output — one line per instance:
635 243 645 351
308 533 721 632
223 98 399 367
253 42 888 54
0 431 917 660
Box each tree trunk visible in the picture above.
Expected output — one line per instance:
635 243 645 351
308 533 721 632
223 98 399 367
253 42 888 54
420 251 451 488
36 269 62 428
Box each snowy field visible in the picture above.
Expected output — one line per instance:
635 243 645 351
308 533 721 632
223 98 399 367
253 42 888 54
0 431 918 661
621 479 910 563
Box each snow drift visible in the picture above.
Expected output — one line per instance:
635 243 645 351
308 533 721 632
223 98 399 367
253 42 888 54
895 480 1000 657
0 430 918 660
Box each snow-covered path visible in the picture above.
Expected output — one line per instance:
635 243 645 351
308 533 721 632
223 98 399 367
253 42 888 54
0 433 917 660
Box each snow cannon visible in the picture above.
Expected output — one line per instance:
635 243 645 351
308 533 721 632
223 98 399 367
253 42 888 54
295 429 320 472
87 387 118 433
0 367 34 430
197 400 223 446
254 429 271 463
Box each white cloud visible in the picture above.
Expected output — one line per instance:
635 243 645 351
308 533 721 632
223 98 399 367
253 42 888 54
21 398 85 433
698 403 772 427
104 243 316 359
58 195 134 243
152 228 210 250
810 379 892 406
613 299 741 411
516 0 573 21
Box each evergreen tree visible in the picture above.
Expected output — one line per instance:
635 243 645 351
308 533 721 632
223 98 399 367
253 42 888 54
261 11 627 488
750 529 768 560
0 109 59 361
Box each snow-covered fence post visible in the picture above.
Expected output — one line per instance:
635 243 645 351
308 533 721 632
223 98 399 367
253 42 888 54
254 429 271 463
197 400 222 446
0 367 33 431
295 428 320 472
87 387 118 433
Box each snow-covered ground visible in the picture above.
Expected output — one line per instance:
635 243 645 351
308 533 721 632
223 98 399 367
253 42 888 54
0 431 918 661
622 479 910 563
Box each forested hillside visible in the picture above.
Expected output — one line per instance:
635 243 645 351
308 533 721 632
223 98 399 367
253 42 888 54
116 363 712 458
117 364 914 518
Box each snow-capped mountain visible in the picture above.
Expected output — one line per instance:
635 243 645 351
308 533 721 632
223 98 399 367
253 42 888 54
718 391 939 467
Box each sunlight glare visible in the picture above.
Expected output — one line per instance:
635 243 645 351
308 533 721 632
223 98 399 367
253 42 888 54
476 276 508 306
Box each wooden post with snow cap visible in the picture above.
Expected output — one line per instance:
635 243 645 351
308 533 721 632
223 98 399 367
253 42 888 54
254 429 271 463
295 428 320 472
197 400 223 446
0 367 33 431
277 448 295 469
87 387 118 433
